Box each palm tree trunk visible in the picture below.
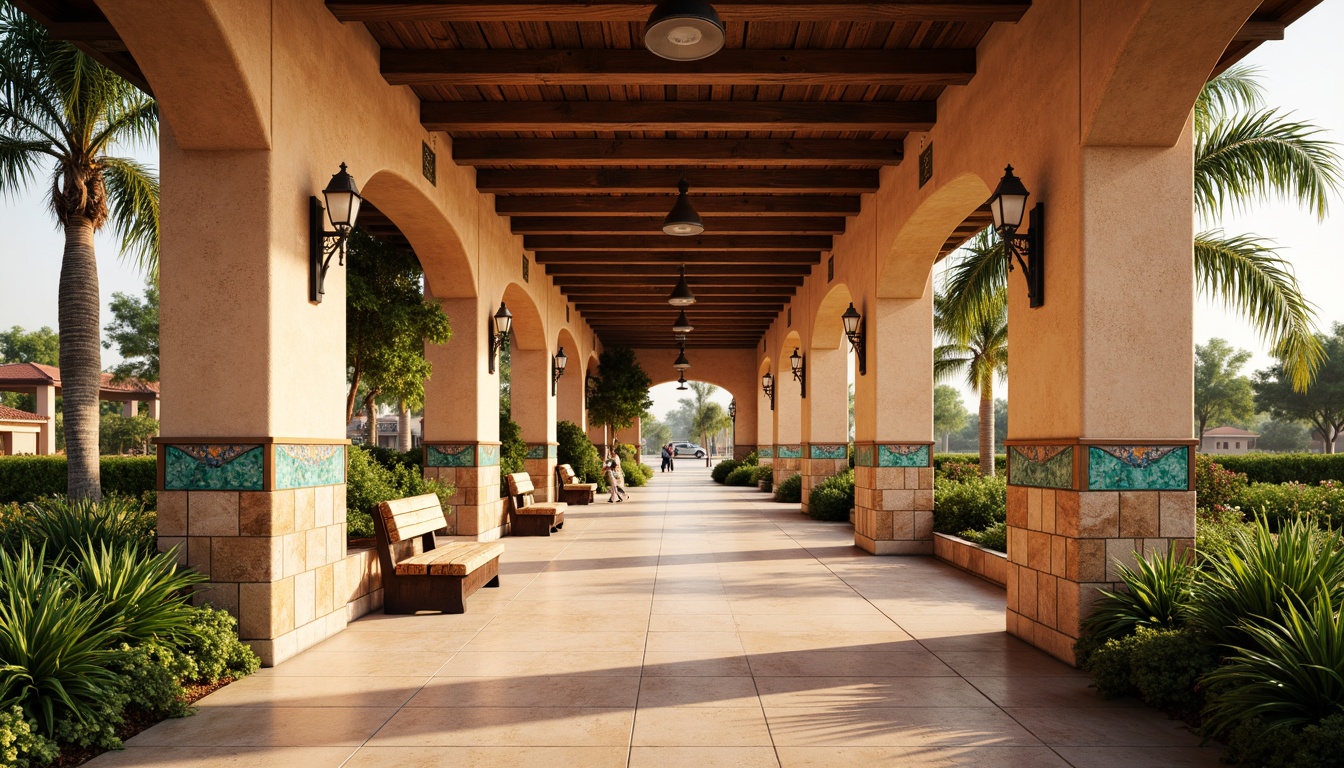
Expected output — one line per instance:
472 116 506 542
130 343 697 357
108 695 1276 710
365 394 378 447
397 400 412 452
978 393 995 477
60 218 102 500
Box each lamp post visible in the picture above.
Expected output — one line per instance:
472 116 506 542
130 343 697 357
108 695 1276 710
789 347 806 398
487 302 512 374
761 372 775 412
309 163 363 304
989 165 1046 308
841 302 867 375
551 346 568 396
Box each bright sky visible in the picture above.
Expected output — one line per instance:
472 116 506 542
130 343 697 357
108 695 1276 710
1 6 1340 418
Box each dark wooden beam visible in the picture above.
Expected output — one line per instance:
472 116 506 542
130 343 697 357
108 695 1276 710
525 234 832 251
481 169 879 194
536 251 821 265
545 263 814 276
1234 21 1285 41
512 216 846 235
575 295 785 305
424 100 935 133
330 1 1031 23
498 195 861 217
557 276 804 287
563 285 799 295
386 49 974 88
457 138 903 168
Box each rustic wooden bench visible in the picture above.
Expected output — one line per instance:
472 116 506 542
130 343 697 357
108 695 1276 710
373 493 503 614
506 472 568 536
555 463 596 506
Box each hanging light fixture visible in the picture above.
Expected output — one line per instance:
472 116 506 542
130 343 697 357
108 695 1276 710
644 0 725 62
672 309 695 334
662 180 704 236
667 265 697 307
676 371 689 390
309 163 363 304
673 346 692 371
728 399 736 421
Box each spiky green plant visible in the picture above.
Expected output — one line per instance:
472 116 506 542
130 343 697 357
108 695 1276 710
1082 545 1196 644
66 542 203 646
10 495 156 564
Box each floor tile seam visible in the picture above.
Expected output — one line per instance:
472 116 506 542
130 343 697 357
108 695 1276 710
964 678 1083 765
632 478 676 768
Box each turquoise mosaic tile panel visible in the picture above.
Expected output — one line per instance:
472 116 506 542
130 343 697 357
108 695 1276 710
275 444 345 489
855 445 875 467
809 444 848 460
1008 445 1074 489
776 445 803 459
877 444 929 467
1088 446 1190 491
525 444 547 460
478 444 500 467
164 444 263 491
758 447 773 459
426 444 475 468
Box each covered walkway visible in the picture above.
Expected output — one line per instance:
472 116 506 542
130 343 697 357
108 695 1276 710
97 467 1216 767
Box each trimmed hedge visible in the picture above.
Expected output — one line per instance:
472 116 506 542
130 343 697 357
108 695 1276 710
933 474 1006 535
0 456 157 504
774 473 803 503
1211 453 1344 485
711 459 740 483
933 452 1008 471
807 470 855 521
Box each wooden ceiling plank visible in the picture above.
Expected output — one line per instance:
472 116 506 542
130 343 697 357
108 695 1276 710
497 195 862 216
525 234 833 250
511 215 847 234
536 251 822 264
384 48 975 87
455 138 903 167
480 168 880 193
423 100 936 132
329 1 1032 23
544 263 815 275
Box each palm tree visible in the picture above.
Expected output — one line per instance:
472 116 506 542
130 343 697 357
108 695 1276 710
0 7 159 499
685 381 731 459
941 65 1340 393
935 240 1008 476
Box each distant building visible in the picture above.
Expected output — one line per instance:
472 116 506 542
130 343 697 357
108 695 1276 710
0 405 47 455
347 414 422 450
1309 429 1344 454
1201 426 1259 455
0 362 159 454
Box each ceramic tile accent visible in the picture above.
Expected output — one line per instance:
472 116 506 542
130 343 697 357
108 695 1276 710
1088 446 1189 491
775 445 802 460
525 444 558 460
877 444 929 468
808 443 848 460
275 445 346 490
478 445 500 467
757 447 773 459
165 444 264 491
855 445 875 468
426 444 476 468
1007 445 1074 489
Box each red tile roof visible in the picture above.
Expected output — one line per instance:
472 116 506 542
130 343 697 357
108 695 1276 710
0 405 47 422
1205 426 1259 437
0 363 159 396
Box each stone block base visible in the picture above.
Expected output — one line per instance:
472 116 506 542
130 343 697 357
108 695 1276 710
524 453 557 502
800 449 848 514
934 533 1008 587
425 464 504 539
853 464 935 555
855 534 933 555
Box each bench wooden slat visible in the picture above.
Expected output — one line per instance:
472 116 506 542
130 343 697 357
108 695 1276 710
507 473 535 496
396 540 505 576
377 494 446 543
516 502 567 515
372 493 504 614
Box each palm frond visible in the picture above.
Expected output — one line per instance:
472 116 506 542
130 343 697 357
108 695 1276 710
100 156 159 278
1194 231 1323 391
0 136 53 195
937 228 1006 343
1194 64 1264 132
89 97 157 155
1195 108 1344 220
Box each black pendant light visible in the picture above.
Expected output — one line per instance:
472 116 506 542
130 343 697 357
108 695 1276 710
667 265 697 307
673 346 692 371
662 180 704 236
672 310 695 334
645 0 725 62
676 371 689 390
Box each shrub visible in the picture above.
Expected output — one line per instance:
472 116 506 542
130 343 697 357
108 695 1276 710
362 445 422 471
725 465 756 486
3 495 156 563
0 705 58 768
499 415 527 479
740 451 759 466
620 458 651 487
752 464 774 484
1213 453 1344 486
808 470 855 521
933 453 1007 473
1085 628 1214 716
1082 546 1195 645
346 445 453 539
557 420 602 485
933 474 1006 535
711 459 740 483
959 521 1007 553
67 543 203 646
1195 454 1249 512
937 460 980 483
0 455 156 504
1196 507 1254 566
1234 481 1344 530
1227 714 1344 768
1085 631 1142 698
774 473 802 503
175 605 260 684
111 642 193 719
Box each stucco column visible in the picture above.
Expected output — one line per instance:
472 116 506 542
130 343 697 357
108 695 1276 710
853 278 935 554
511 346 557 502
34 384 56 455
800 344 849 513
146 398 161 421
1004 130 1197 665
772 364 804 489
423 296 504 538
122 400 138 418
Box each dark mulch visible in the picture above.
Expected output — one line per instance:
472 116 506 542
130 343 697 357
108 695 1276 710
51 678 237 768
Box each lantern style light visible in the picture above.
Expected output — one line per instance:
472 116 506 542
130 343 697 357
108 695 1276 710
761 372 775 411
728 399 736 421
672 310 695 334
551 346 568 396
309 163 363 304
667 265 697 307
662 180 704 236
988 165 1046 308
841 302 867 375
487 302 513 374
644 0 725 62
789 347 806 398
676 372 689 390
673 347 692 371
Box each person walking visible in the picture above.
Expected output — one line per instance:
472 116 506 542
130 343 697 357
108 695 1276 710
667 443 675 472
660 443 671 472
604 451 629 503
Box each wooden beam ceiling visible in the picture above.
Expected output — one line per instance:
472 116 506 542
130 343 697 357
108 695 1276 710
496 195 862 217
329 1 1032 22
454 139 903 168
523 235 833 251
535 251 821 265
477 169 880 194
512 216 846 235
544 264 815 276
422 101 936 133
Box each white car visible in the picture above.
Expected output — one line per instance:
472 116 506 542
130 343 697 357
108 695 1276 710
671 442 706 459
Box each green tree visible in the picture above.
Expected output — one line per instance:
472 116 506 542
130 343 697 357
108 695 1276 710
1254 417 1309 453
933 384 970 452
99 412 157 455
1194 338 1256 439
934 258 1008 476
1254 323 1344 454
103 282 158 382
344 230 451 446
940 66 1340 394
685 382 731 458
0 9 160 499
642 412 672 453
587 347 652 436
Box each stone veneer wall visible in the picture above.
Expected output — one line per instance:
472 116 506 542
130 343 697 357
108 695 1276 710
524 443 558 502
853 443 936 554
934 533 1008 587
423 442 505 540
1004 443 1196 664
799 443 849 514
772 444 803 489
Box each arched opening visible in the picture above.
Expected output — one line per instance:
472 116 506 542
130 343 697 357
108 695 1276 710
877 172 993 299
775 332 804 488
803 284 856 510
360 170 476 300
555 329 583 428
757 356 774 457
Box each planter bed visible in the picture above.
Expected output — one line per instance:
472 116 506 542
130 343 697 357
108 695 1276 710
933 532 1007 588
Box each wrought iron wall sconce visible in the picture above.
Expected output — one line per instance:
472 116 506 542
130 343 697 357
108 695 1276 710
551 346 568 396
789 347 806 398
761 372 775 411
989 165 1045 308
309 163 362 304
841 302 867 375
487 302 512 374
728 398 736 421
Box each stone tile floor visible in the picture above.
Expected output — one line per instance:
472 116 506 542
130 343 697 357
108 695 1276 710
91 464 1219 767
